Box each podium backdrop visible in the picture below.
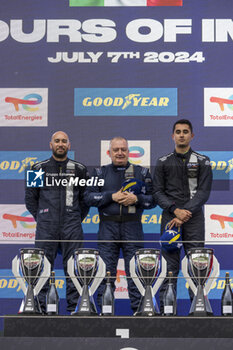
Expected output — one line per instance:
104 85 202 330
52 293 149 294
0 0 233 319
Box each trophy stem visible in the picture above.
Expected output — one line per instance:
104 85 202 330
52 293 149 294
23 284 37 314
189 285 213 316
136 285 160 316
73 285 97 316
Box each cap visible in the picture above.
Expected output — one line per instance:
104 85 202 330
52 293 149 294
160 223 182 252
121 178 146 195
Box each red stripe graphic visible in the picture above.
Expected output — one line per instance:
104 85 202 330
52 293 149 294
148 0 183 6
3 213 34 229
210 97 233 111
5 97 38 111
210 214 233 229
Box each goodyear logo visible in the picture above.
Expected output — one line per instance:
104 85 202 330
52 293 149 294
74 88 177 116
82 207 162 234
0 269 231 301
0 151 74 179
200 151 233 180
177 270 233 300
0 269 66 298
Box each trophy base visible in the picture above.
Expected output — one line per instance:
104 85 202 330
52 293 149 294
71 311 98 316
20 312 44 316
19 297 43 315
134 286 160 317
134 311 160 317
189 311 213 317
188 287 213 316
73 289 98 316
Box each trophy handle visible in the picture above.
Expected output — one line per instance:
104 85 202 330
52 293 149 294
204 255 220 295
181 255 197 295
130 256 167 296
181 254 220 296
12 255 27 295
34 255 51 296
152 256 167 296
67 255 83 295
89 256 106 296
129 255 145 296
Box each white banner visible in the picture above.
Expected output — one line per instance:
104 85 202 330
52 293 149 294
204 88 233 127
205 204 233 245
0 88 48 127
101 140 151 168
0 204 36 244
115 258 129 299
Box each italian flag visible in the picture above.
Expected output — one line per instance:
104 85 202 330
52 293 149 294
70 0 183 6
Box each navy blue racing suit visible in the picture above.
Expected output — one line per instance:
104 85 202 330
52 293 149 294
153 148 212 311
25 156 89 312
85 162 156 312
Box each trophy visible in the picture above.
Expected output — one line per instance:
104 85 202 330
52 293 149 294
12 248 51 314
181 247 219 316
130 248 167 316
67 248 106 315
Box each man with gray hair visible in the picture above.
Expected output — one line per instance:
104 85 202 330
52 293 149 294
85 137 156 313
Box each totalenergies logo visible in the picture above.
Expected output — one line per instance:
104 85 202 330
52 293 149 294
3 211 36 229
5 93 42 112
210 212 233 229
129 146 144 164
106 146 145 165
116 269 126 283
210 94 233 111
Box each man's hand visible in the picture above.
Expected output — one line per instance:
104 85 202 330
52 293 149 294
112 190 126 203
174 208 192 222
112 190 137 206
118 191 138 206
168 217 183 229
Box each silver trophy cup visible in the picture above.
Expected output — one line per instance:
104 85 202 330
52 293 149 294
130 248 167 316
182 247 219 316
12 248 51 314
67 248 106 315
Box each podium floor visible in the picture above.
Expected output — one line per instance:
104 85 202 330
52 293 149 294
2 315 233 350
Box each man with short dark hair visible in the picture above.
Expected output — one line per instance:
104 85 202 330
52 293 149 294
25 131 89 313
153 119 212 312
85 137 156 313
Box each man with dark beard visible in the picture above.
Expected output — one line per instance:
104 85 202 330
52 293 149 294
25 131 89 313
153 119 212 313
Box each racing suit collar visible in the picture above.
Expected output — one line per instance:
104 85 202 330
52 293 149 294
174 147 193 159
50 156 69 165
111 161 130 172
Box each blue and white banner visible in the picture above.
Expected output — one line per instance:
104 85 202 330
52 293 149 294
0 151 75 180
74 88 177 116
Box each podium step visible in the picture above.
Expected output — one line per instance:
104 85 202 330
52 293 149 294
3 315 233 338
